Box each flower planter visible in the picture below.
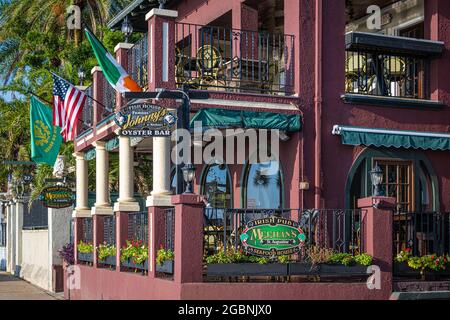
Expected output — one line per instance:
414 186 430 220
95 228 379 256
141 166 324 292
206 263 288 277
393 262 421 277
98 256 116 266
156 260 174 274
122 259 148 271
318 264 369 276
77 253 93 263
288 263 319 276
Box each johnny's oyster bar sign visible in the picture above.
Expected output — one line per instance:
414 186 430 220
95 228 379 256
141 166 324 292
114 103 177 137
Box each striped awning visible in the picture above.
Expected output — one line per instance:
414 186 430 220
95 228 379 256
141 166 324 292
332 125 450 151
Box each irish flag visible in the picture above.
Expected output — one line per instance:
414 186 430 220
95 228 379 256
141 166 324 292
85 28 142 93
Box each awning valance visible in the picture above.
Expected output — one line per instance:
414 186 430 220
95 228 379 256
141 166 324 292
332 125 450 151
190 108 302 132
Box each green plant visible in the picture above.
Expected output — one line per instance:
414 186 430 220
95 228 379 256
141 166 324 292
77 240 93 254
395 248 413 263
156 246 174 266
277 255 291 264
329 253 354 266
354 253 373 266
97 243 116 261
120 240 148 265
204 247 270 265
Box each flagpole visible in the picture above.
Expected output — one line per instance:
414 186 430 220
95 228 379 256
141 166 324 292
27 91 53 106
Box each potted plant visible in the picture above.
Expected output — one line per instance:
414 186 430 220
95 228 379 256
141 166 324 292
120 240 149 272
319 252 371 276
205 247 288 277
97 243 117 267
58 243 75 270
77 241 94 264
156 246 174 274
396 251 449 280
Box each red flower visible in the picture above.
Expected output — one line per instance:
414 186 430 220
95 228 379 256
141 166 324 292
405 248 412 253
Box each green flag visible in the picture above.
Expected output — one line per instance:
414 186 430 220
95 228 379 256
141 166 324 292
30 96 62 166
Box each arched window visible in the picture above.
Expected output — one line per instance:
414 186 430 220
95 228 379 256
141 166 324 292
244 160 283 209
201 164 232 209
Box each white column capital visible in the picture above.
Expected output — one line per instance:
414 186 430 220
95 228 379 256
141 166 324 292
73 152 85 160
93 140 107 150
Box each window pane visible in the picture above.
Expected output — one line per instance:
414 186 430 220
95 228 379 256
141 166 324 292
246 161 282 209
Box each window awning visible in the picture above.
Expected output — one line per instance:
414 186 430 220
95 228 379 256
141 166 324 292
332 125 450 151
190 109 302 132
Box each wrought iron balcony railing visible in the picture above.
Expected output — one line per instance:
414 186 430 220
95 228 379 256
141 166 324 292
345 50 429 99
79 86 94 136
127 34 149 90
175 23 295 96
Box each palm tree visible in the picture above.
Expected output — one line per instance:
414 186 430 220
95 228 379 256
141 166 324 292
0 0 133 83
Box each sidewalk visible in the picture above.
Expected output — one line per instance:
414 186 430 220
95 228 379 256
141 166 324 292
0 272 63 300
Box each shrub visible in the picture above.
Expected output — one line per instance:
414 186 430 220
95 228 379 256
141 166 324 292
156 246 174 266
120 240 148 265
77 241 94 254
354 253 373 266
97 243 116 261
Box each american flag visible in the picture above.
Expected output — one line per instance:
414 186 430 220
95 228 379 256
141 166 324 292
52 74 87 141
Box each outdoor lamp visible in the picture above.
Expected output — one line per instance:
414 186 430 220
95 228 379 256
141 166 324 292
77 67 85 86
159 0 168 9
182 164 196 194
370 165 383 197
121 16 133 43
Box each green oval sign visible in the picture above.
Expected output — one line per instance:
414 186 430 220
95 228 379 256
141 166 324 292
39 186 75 209
240 216 306 257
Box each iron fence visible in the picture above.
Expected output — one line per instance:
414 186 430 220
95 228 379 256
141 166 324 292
103 215 116 245
0 223 6 247
23 200 48 230
79 86 94 134
393 211 450 256
128 212 148 243
128 34 148 90
204 208 366 260
101 75 115 120
175 23 295 95
345 50 429 99
81 217 93 244
163 208 175 251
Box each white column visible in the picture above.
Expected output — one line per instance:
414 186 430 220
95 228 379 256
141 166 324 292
147 137 172 207
73 152 90 217
14 200 24 276
92 141 113 216
114 136 140 212
6 204 12 273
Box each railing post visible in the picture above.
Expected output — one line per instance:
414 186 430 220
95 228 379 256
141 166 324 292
91 66 104 131
148 206 168 278
146 8 178 91
172 194 204 283
358 197 396 298
92 215 104 269
115 212 129 272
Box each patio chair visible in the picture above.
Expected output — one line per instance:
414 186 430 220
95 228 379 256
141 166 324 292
196 45 227 90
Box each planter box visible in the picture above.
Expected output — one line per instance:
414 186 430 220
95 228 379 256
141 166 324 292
207 263 288 277
78 253 93 263
288 263 319 276
394 262 450 279
156 260 174 274
122 259 148 271
319 264 369 276
98 256 116 266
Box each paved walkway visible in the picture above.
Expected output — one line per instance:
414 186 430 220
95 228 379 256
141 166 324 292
0 272 63 300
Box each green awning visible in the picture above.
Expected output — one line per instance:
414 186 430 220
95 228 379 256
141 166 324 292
190 108 302 132
333 125 450 151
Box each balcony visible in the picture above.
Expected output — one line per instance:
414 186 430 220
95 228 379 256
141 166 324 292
127 34 148 90
343 32 445 108
175 23 295 96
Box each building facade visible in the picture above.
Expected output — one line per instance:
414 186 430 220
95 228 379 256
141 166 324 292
69 0 450 300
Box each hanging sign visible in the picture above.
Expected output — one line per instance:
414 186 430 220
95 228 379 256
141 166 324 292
114 103 177 137
240 216 306 257
39 186 75 209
